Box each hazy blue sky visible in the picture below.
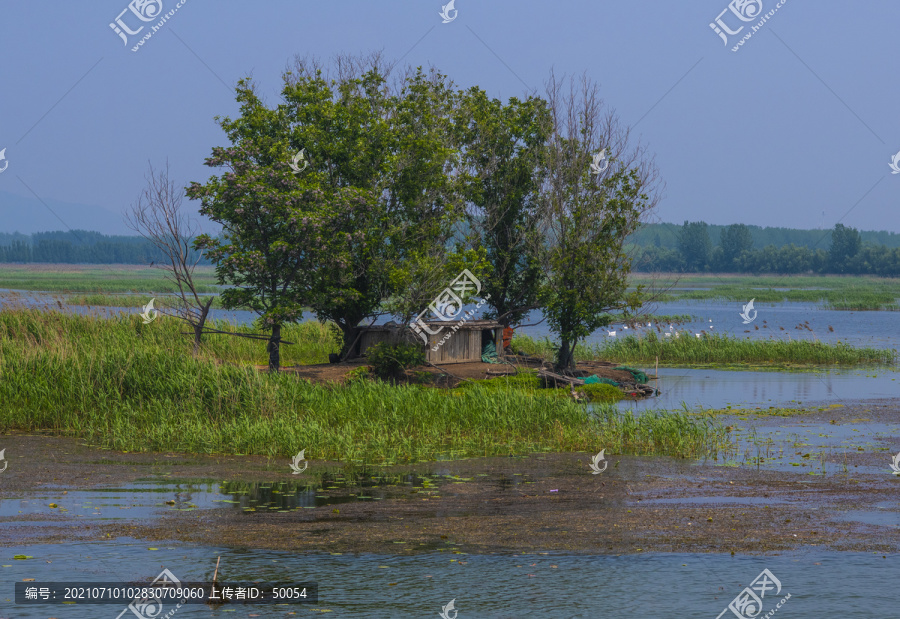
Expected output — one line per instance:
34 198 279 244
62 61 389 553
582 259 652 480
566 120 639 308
1 0 898 236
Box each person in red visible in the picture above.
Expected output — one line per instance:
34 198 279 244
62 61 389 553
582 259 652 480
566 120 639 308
502 326 514 351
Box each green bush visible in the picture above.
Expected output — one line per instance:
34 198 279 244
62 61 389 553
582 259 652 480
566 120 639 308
365 342 426 380
580 383 622 403
345 365 372 383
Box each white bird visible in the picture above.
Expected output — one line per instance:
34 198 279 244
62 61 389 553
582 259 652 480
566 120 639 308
608 330 616 337
695 333 701 338
623 325 629 330
647 322 651 327
664 332 672 338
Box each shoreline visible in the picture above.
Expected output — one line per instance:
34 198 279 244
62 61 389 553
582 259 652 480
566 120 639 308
2 399 897 556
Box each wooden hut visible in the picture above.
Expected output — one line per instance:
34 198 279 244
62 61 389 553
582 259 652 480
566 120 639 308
356 320 503 364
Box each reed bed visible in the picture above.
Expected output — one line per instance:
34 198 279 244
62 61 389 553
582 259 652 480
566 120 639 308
511 332 896 366
62 293 230 309
0 308 727 462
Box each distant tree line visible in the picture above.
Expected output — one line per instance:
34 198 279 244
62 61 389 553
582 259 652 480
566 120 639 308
0 230 208 265
627 221 900 251
631 221 900 276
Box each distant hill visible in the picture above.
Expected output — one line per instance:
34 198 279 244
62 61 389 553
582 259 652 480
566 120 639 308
628 222 900 250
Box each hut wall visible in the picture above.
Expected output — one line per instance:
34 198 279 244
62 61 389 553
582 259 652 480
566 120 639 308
356 322 503 364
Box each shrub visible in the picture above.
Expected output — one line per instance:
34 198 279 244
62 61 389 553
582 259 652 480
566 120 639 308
345 365 372 383
580 383 622 403
365 342 426 380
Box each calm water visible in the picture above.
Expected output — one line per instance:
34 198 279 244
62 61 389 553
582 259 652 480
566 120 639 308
627 366 898 412
0 541 895 617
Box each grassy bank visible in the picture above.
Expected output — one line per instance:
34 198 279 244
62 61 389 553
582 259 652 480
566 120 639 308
0 264 220 293
512 332 896 366
63 293 234 310
0 308 727 462
631 274 899 309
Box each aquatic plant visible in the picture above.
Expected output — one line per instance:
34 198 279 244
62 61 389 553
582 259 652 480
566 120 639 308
0 308 727 463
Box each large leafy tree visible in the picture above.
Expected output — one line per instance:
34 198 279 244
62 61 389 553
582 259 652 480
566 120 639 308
188 80 329 371
829 223 861 273
537 73 659 370
678 220 711 271
279 54 465 353
719 223 753 270
455 87 550 328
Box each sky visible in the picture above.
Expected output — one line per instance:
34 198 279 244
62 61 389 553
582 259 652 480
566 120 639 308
0 0 898 236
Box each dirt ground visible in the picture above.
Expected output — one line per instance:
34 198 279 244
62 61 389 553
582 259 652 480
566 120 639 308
259 356 647 390
2 399 898 555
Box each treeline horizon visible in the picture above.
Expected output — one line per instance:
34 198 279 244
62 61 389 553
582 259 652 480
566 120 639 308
2 222 899 273
0 230 209 264
630 221 900 277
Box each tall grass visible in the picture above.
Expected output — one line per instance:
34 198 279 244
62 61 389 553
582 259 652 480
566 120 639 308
600 331 896 365
512 332 896 366
63 293 231 309
0 308 728 462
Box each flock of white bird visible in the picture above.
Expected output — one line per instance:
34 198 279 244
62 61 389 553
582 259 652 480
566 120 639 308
606 319 715 339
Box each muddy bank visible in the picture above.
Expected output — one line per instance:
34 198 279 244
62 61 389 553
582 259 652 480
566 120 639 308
258 357 648 391
1 400 898 555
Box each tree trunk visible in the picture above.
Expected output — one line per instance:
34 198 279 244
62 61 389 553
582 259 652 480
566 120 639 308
556 336 577 372
267 323 281 372
339 323 360 359
192 298 214 355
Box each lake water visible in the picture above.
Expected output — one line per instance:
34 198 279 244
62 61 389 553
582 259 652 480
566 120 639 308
1 541 895 617
628 366 898 412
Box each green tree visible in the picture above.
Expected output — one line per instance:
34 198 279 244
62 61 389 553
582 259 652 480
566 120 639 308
719 223 753 270
829 223 861 273
677 221 711 271
455 87 551 328
281 54 465 354
188 80 328 371
537 73 658 370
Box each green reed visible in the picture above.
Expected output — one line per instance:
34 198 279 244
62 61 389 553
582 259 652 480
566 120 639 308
512 332 896 366
0 308 728 462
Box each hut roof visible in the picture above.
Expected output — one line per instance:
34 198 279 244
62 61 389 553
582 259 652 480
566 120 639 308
363 319 501 331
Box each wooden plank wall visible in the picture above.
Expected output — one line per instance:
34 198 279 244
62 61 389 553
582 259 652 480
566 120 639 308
359 326 502 365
